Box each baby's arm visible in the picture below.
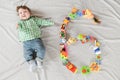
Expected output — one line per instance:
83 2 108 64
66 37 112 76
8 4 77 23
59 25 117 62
34 17 54 27
40 19 54 26
16 22 22 29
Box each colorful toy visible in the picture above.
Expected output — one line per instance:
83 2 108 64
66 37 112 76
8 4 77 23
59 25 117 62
77 34 97 44
76 11 83 17
65 61 78 73
84 9 94 19
95 54 102 65
67 37 77 45
61 24 66 32
77 34 88 44
63 18 70 25
95 40 101 47
93 46 101 54
80 66 91 75
59 7 103 75
84 9 101 24
71 7 78 14
60 38 66 44
60 31 66 38
89 62 100 72
60 50 68 60
68 13 77 20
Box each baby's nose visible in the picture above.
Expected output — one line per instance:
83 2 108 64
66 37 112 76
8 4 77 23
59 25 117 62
22 13 25 16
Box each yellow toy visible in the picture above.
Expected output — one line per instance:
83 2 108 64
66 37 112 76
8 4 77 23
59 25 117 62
67 37 77 45
84 9 101 24
63 19 70 25
95 40 101 47
89 62 100 72
84 9 94 19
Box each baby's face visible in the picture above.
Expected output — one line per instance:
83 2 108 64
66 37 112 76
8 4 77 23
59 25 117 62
18 8 31 20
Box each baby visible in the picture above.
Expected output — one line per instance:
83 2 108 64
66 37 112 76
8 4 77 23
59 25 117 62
16 5 54 72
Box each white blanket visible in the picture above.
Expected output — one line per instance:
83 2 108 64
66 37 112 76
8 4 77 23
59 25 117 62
0 0 120 80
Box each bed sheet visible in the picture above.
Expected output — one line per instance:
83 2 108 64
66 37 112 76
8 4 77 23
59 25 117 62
0 0 120 80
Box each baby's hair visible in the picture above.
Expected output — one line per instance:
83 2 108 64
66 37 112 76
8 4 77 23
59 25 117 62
16 5 31 13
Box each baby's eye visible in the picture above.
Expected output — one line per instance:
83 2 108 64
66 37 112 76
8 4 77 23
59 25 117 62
19 12 22 14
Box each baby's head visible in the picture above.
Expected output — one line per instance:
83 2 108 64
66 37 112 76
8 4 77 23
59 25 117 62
16 5 31 20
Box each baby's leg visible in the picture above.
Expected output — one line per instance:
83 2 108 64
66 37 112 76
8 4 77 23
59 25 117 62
23 41 37 72
33 38 45 60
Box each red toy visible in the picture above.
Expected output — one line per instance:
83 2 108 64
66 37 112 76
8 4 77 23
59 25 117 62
65 61 78 73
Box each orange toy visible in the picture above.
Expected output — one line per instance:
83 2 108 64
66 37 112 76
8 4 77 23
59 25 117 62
84 9 101 24
63 19 70 25
66 61 78 73
89 62 100 72
84 9 94 19
60 50 68 59
71 7 78 14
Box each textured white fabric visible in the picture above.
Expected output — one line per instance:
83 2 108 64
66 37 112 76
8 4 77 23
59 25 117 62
0 0 120 80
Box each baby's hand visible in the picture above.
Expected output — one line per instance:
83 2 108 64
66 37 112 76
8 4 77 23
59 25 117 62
16 24 19 29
